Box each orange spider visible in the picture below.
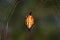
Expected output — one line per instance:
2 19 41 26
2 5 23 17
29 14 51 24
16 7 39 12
25 12 34 30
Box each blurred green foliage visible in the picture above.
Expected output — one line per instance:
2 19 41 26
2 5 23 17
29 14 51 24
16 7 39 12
0 0 60 40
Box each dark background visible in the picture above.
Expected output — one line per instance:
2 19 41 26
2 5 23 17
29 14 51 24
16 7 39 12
0 0 60 40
